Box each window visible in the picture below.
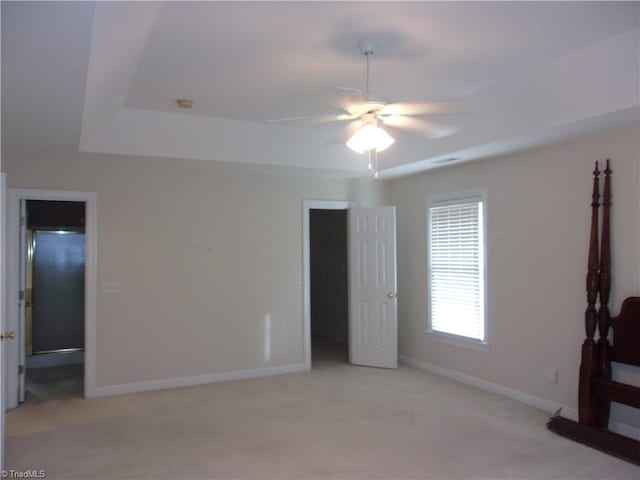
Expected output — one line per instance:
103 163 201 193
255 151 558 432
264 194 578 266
428 192 486 343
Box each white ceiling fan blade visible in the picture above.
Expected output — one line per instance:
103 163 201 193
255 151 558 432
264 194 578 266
380 101 470 117
382 116 459 140
267 113 356 125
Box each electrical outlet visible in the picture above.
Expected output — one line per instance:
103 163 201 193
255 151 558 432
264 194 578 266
548 366 559 384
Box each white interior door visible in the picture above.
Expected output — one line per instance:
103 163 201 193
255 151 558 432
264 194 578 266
6 191 23 409
1 173 7 470
348 206 398 369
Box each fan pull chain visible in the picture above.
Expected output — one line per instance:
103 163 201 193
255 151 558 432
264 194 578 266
374 149 379 179
367 149 380 179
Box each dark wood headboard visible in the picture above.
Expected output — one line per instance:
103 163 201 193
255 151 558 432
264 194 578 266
611 296 640 366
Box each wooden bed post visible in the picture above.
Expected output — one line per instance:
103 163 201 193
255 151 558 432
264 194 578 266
548 159 640 465
578 161 600 424
596 159 612 428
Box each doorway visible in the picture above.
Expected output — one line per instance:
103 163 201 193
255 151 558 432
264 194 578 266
24 200 86 402
310 209 349 366
302 200 350 369
6 189 97 409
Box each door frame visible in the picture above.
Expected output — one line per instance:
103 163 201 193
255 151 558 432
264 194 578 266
302 200 352 370
6 189 98 405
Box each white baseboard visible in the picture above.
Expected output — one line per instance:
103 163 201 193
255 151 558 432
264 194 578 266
399 355 639 441
89 362 307 398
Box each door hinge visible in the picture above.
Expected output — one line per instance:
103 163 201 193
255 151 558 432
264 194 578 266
19 290 25 301
18 365 25 375
20 215 25 226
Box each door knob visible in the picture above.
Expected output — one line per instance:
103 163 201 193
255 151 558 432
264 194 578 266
387 292 397 299
1 331 16 341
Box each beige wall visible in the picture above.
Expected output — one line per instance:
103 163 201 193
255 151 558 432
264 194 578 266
349 177 391 207
389 125 639 426
3 152 352 387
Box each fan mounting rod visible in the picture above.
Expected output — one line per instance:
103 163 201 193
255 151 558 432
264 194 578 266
358 39 376 94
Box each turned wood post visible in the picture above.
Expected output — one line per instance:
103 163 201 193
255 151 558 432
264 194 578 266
578 161 600 424
596 159 612 428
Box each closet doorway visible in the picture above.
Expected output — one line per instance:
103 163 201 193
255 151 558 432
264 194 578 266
303 201 350 369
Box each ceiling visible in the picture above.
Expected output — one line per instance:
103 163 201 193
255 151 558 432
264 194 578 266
2 1 639 178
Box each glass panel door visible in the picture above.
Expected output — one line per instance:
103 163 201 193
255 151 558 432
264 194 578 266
31 231 85 354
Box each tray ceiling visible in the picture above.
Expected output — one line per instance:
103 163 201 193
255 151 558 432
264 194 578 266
2 1 639 177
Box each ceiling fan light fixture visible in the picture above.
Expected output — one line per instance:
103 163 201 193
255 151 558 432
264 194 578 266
346 124 395 154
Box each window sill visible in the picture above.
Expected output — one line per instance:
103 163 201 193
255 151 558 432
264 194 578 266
427 330 490 353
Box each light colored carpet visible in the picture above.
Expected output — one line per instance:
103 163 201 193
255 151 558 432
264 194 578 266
6 341 638 479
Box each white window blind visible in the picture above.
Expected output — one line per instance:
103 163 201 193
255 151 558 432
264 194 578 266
429 196 485 341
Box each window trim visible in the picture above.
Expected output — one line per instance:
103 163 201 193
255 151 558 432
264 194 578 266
426 189 489 350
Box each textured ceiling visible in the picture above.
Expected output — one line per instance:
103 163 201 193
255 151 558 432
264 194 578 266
2 1 639 177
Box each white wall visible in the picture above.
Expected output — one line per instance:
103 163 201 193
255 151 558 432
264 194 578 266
389 124 640 430
2 152 351 389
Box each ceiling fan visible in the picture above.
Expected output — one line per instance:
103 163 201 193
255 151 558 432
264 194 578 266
267 40 465 176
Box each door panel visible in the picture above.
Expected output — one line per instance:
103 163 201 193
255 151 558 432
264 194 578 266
349 207 397 369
